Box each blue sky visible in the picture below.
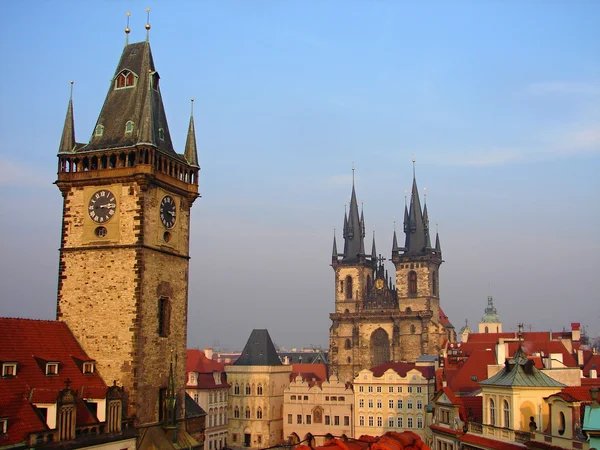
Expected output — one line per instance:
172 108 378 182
0 2 598 349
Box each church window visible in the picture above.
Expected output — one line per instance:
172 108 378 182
503 400 510 428
245 407 250 419
234 384 240 395
345 276 353 300
408 271 417 296
257 384 263 395
115 70 137 89
234 407 239 418
256 407 262 419
158 297 170 337
489 398 496 426
125 121 134 134
95 124 104 137
245 384 251 395
371 328 390 367
344 339 351 349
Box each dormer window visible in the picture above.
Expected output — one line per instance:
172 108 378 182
83 361 95 374
0 417 7 434
2 362 17 377
151 72 160 90
95 124 104 137
46 362 59 375
158 128 165 141
115 70 137 89
125 121 134 134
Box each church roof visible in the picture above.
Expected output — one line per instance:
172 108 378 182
233 329 282 366
481 295 501 323
77 41 178 156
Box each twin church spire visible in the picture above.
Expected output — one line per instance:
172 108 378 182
333 164 441 266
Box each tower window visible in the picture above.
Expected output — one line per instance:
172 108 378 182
410 324 416 334
344 338 351 349
489 398 496 426
95 124 104 137
345 276 353 300
158 296 170 337
152 72 160 90
432 270 437 296
158 128 165 141
408 271 417 296
125 121 134 134
115 70 137 89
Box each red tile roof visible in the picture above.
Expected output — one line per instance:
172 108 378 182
0 318 108 446
466 332 553 343
370 362 435 379
439 308 453 327
583 354 600 377
506 341 577 367
448 349 496 394
548 385 600 402
458 396 483 423
290 363 328 385
186 349 226 373
460 433 525 450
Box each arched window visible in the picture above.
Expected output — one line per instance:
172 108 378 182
245 407 251 419
158 127 165 141
558 411 566 435
485 326 489 333
234 384 240 395
233 406 239 418
489 398 496 426
339 280 344 293
95 124 104 137
346 356 351 363
115 70 137 89
245 384 251 395
408 271 417 296
432 271 437 296
371 328 390 367
256 407 262 419
345 276 353 300
503 400 510 428
125 121 134 134
257 385 263 395
410 324 416 334
344 338 351 350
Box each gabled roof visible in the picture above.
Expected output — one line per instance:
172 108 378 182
78 41 177 156
184 393 206 418
439 308 454 328
479 348 565 388
186 349 225 374
369 361 435 379
447 349 496 394
233 329 282 366
506 340 577 367
547 384 600 403
0 318 109 446
583 354 600 377
290 364 328 385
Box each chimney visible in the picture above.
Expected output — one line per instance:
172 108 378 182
578 349 584 366
590 368 597 379
204 348 213 360
571 323 581 342
496 340 506 365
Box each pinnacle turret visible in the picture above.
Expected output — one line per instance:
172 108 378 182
340 177 367 263
58 83 76 153
184 100 199 167
371 233 377 260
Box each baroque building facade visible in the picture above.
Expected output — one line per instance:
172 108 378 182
54 36 200 425
329 170 454 383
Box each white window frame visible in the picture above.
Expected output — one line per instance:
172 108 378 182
2 363 17 377
46 362 59 375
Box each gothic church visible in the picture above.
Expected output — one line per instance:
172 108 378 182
329 170 456 383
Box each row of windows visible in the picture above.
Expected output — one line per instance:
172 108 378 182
489 398 511 428
2 361 94 377
357 385 423 393
359 415 423 429
94 122 166 140
288 414 350 426
208 413 228 427
289 395 346 401
209 391 227 403
233 406 264 419
233 384 264 395
358 398 423 410
339 269 437 299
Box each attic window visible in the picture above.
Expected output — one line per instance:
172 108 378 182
151 72 160 90
2 363 17 377
0 417 7 434
95 124 104 137
125 121 134 134
158 128 165 141
115 70 137 89
46 362 59 376
83 362 95 374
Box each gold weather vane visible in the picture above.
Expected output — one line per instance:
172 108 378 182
125 12 131 45
145 7 151 41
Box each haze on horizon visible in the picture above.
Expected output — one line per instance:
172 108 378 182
0 2 598 350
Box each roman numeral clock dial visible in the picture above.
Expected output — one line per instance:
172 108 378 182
160 195 177 229
88 189 117 223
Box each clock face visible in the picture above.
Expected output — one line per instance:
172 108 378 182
88 189 117 223
160 195 177 229
375 278 385 290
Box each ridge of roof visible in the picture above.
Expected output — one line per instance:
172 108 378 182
233 329 282 366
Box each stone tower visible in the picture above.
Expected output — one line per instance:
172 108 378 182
55 39 200 424
478 295 503 333
329 169 452 383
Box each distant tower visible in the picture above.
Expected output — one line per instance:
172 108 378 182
55 37 200 424
478 295 503 333
329 166 452 383
458 319 472 342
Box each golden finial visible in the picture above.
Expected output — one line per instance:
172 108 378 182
412 154 416 177
191 98 195 117
145 7 151 41
125 12 131 45
69 80 74 100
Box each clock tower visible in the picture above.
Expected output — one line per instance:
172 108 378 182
55 39 200 424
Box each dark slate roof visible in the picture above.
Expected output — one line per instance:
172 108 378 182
404 176 428 255
184 109 199 167
342 183 366 263
185 393 206 419
479 347 566 388
80 41 176 155
59 89 76 153
233 329 282 366
279 351 329 365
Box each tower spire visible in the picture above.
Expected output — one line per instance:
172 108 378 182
59 81 76 153
404 160 427 254
341 166 366 262
145 7 151 42
371 230 377 260
332 229 338 262
184 98 200 167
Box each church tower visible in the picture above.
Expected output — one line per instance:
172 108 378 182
329 166 452 383
55 36 200 424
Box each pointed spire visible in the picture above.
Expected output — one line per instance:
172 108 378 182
184 98 200 167
435 232 441 253
371 231 377 260
342 167 366 262
59 81 76 153
332 230 338 260
404 162 427 254
392 229 399 253
138 67 156 145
